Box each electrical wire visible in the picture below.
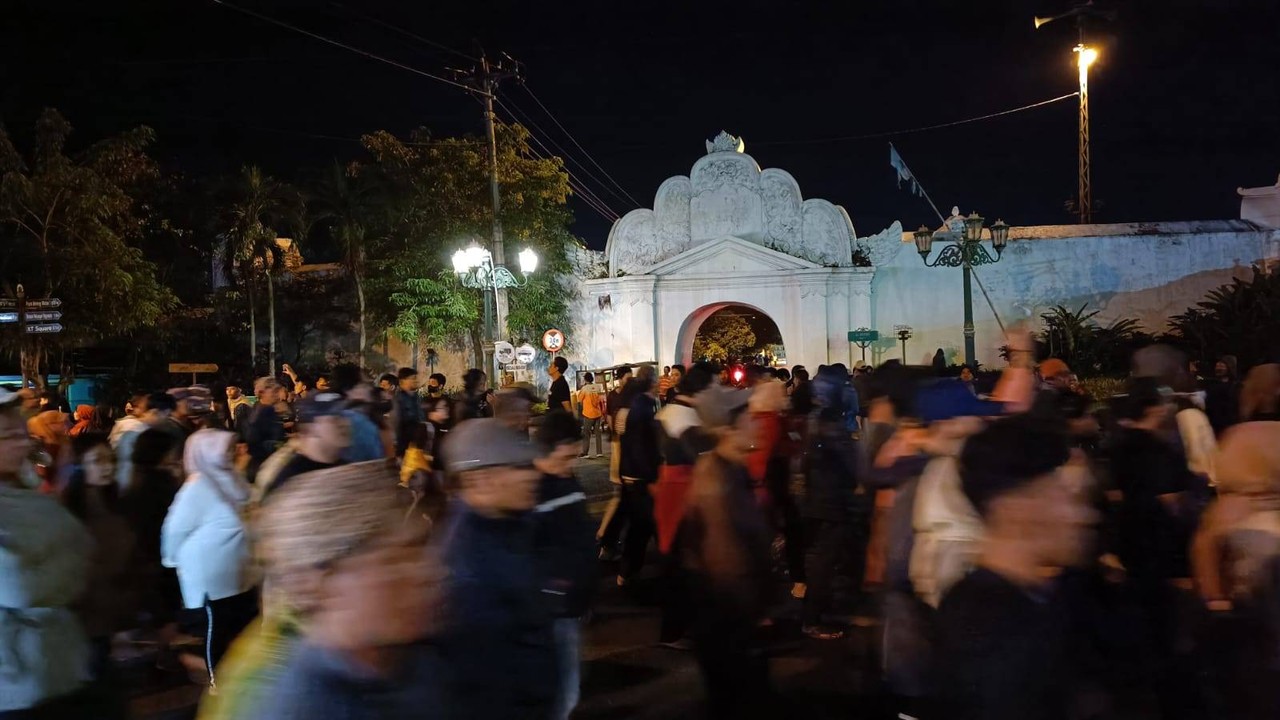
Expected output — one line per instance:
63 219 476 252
209 0 485 97
523 141 620 224
327 2 480 63
494 100 621 221
496 95 631 211
520 83 641 207
753 92 1080 146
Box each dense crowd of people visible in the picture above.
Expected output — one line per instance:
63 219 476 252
3 335 1280 719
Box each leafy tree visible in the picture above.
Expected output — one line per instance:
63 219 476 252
310 161 385 367
355 123 575 367
1037 303 1150 377
0 109 177 387
693 312 757 362
216 165 304 375
1166 265 1280 368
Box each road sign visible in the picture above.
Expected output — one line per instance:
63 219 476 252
515 344 536 364
25 323 63 334
24 310 62 322
541 328 565 353
168 363 219 374
848 329 879 343
0 312 15 323
494 341 516 365
1 297 62 309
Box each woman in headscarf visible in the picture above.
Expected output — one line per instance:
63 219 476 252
161 428 258 690
68 404 100 437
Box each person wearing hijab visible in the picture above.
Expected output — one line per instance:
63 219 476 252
161 428 258 690
68 404 100 437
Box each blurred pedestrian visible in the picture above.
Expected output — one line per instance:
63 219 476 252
576 372 606 458
244 377 286 483
392 367 424 458
439 418 558 718
618 368 660 585
1239 363 1280 422
0 388 95 716
261 392 351 499
161 428 258 690
682 385 775 718
936 415 1103 719
534 412 597 720
456 368 494 421
254 462 447 720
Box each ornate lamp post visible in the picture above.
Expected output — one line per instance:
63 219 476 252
913 213 1010 368
452 244 539 380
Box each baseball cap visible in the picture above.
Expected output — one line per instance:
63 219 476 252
168 386 213 416
915 379 1004 424
295 392 347 423
443 418 539 474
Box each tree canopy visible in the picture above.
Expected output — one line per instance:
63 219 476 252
693 311 758 362
0 109 177 383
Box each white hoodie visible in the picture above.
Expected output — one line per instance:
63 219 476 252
161 429 254 608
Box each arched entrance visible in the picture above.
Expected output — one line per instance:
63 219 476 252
677 302 786 366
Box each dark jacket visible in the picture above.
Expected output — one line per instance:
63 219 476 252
393 388 426 457
262 641 451 720
801 414 861 521
244 404 285 480
534 473 598 618
620 394 660 482
439 505 558 718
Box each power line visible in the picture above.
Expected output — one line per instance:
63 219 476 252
327 2 480 63
520 83 641 207
496 95 631 212
522 140 619 223
495 99 620 221
209 0 485 97
753 92 1079 146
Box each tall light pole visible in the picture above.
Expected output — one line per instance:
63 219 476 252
913 214 1011 368
1074 44 1098 224
1035 2 1113 224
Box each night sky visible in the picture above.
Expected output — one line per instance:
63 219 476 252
4 0 1278 250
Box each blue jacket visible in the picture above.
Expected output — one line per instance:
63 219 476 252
0 485 92 711
340 409 384 463
439 505 557 718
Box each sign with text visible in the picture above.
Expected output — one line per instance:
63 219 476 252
515 344 537 365
25 323 63 334
168 363 219 374
541 328 565 353
0 312 15 323
25 310 62 322
847 329 879 343
0 297 62 309
494 341 516 365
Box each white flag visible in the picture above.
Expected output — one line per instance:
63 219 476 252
889 143 924 198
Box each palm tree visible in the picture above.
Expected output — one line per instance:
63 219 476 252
219 166 303 375
312 161 381 367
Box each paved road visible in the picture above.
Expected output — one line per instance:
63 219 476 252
127 448 884 719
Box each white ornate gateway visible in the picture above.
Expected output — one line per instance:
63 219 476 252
574 132 874 369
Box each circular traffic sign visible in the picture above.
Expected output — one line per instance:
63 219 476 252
541 328 565 353
494 341 516 364
516 344 537 364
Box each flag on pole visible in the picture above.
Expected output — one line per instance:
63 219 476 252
889 143 925 198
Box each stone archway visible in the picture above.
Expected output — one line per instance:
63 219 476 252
675 302 785 366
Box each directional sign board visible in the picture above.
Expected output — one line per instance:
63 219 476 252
25 310 62 322
1 297 62 309
25 323 63 334
0 312 15 323
169 363 219 374
848 330 879 343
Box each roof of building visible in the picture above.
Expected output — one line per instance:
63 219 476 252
897 219 1268 242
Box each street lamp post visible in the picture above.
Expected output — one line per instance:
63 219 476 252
913 214 1010 369
452 244 539 382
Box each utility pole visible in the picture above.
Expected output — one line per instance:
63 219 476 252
454 53 521 381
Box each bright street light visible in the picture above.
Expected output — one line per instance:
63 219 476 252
1075 44 1098 70
518 247 539 274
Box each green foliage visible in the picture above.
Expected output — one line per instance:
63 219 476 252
353 122 577 358
693 312 757 362
1165 265 1280 368
1037 303 1151 378
0 108 177 381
